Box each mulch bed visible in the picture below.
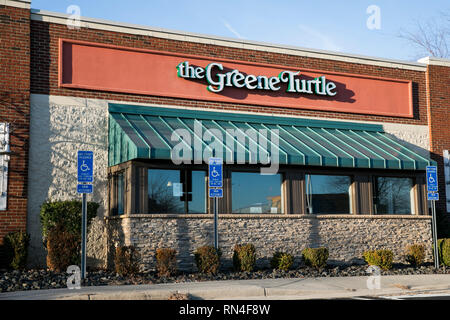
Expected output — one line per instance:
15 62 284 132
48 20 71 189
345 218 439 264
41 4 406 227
1 263 449 293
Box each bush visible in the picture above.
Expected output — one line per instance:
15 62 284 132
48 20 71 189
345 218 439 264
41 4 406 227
405 244 425 266
40 200 99 245
270 251 294 271
156 248 177 277
438 238 450 266
194 246 221 274
232 244 256 272
3 231 30 270
302 247 329 269
46 223 80 272
114 246 140 277
363 249 394 270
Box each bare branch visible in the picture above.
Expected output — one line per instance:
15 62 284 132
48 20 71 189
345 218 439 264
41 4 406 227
398 11 450 58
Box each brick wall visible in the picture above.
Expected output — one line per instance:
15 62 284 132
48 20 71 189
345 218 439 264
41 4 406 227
425 63 450 236
30 20 428 126
0 5 30 245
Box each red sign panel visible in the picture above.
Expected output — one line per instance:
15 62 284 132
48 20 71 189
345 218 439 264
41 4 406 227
59 39 413 118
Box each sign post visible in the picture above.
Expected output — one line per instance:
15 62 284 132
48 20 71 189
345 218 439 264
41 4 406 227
77 151 94 280
426 166 439 269
208 158 223 250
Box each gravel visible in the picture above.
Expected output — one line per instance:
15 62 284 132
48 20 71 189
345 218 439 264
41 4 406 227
1 263 448 293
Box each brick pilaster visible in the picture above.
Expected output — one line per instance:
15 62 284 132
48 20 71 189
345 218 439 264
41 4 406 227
0 2 31 244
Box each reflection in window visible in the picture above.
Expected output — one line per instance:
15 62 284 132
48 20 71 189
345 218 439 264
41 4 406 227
232 172 282 214
117 172 124 215
147 169 206 214
374 177 414 214
188 171 207 213
306 174 352 214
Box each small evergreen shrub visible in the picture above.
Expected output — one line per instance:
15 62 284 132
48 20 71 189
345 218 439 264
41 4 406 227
270 251 294 271
3 231 30 270
363 249 394 270
302 247 329 269
40 200 99 244
232 244 256 272
194 246 221 274
405 244 425 266
156 248 177 277
114 245 140 277
46 223 80 272
438 238 450 266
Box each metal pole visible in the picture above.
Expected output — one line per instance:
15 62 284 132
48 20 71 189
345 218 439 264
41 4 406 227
214 197 218 249
431 200 439 269
81 192 87 279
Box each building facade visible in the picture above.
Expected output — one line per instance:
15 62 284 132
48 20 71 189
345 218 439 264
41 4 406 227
1 0 449 271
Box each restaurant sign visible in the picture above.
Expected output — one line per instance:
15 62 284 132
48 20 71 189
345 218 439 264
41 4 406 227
59 39 414 118
176 61 337 96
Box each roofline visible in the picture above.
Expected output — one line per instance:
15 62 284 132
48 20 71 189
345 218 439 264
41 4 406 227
1 0 31 9
417 56 450 67
30 8 429 72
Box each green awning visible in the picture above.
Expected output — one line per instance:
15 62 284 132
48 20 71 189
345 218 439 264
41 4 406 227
108 103 435 170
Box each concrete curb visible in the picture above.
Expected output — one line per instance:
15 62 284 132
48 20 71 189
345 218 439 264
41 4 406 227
1 274 449 300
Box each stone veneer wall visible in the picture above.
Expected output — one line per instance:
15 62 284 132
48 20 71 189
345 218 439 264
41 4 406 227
106 215 433 272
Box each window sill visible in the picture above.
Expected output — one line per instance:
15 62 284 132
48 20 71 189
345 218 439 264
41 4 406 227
105 213 431 220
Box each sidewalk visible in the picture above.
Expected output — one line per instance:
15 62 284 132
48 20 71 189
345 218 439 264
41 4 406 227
1 274 449 300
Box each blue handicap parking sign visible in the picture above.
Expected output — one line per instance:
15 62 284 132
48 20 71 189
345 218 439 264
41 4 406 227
208 158 223 188
77 151 94 183
427 192 439 201
209 188 223 198
77 184 93 194
426 166 438 192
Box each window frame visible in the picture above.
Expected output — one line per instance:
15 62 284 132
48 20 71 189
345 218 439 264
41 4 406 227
107 160 428 216
230 169 285 214
304 173 354 215
372 175 418 215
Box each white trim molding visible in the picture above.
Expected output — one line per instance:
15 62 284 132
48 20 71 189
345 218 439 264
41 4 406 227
0 0 31 9
417 57 450 67
30 8 427 72
444 150 450 213
0 123 10 211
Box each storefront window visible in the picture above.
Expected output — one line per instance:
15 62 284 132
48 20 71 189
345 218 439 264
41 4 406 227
231 172 283 214
188 171 207 213
373 176 414 214
305 174 352 214
117 172 125 215
147 169 206 214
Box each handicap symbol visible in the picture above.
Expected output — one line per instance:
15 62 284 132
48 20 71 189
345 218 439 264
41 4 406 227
428 175 435 184
80 161 90 172
211 167 219 178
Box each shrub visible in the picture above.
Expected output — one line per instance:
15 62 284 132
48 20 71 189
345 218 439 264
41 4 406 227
114 246 140 277
405 244 425 266
363 249 394 270
156 248 177 277
40 200 99 245
438 238 450 266
232 244 256 272
302 247 329 269
270 251 294 271
194 246 221 274
3 231 30 270
46 223 80 272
